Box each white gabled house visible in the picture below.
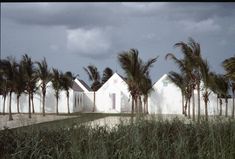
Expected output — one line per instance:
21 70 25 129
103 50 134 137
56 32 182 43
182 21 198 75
95 72 132 113
148 74 233 116
148 74 183 114
0 80 85 114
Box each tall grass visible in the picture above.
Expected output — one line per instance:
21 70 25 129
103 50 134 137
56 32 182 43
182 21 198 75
0 117 235 159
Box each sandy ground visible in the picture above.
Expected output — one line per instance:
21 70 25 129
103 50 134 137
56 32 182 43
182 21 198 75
0 113 190 131
85 116 132 129
83 114 188 129
0 114 77 130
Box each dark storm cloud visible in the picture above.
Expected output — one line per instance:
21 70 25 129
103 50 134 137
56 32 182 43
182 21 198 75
1 2 235 82
2 3 235 28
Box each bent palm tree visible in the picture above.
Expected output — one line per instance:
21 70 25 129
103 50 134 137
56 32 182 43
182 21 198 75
0 57 18 120
20 54 37 118
168 71 187 115
200 59 213 121
83 65 101 112
61 71 74 114
118 48 157 114
102 67 113 84
166 37 202 121
36 58 51 116
223 56 235 118
51 68 63 115
0 62 8 115
14 63 25 113
139 73 153 114
165 53 192 118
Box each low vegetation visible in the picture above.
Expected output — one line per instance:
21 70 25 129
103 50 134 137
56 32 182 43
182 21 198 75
0 117 234 159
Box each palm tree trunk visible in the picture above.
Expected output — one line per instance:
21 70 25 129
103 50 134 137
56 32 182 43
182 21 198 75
28 93 31 118
232 90 234 118
92 91 96 112
135 97 138 114
188 98 191 118
139 96 142 113
225 98 228 117
205 99 208 121
3 96 6 115
197 82 201 122
131 96 134 114
17 95 20 113
204 90 209 121
67 93 70 114
56 97 59 115
192 89 195 121
31 94 35 114
9 91 13 121
143 97 146 114
42 92 46 116
219 98 222 116
181 92 184 115
146 96 149 114
184 99 188 117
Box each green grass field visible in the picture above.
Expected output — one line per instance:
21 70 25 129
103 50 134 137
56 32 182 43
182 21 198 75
0 114 235 159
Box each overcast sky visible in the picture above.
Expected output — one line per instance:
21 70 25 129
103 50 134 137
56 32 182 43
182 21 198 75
1 2 235 85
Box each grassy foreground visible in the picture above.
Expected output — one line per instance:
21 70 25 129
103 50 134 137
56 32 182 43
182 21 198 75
0 116 235 159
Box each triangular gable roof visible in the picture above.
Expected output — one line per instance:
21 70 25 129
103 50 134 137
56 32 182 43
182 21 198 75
97 72 128 92
152 74 169 87
72 81 84 92
116 73 127 82
75 78 92 92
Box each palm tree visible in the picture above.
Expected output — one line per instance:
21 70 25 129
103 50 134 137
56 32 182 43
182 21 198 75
0 64 8 115
36 58 51 116
223 56 235 118
165 53 193 118
51 68 63 115
20 54 37 119
168 71 187 115
139 72 153 114
61 71 74 114
118 48 157 114
0 57 18 120
166 37 202 121
14 63 26 113
200 59 214 121
101 67 113 84
210 73 227 116
83 65 101 112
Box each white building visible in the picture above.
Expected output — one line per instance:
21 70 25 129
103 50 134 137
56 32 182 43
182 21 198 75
95 73 132 113
148 74 233 116
0 80 84 114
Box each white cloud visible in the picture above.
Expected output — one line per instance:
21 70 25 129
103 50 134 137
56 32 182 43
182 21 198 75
180 19 221 33
66 28 111 57
121 2 166 10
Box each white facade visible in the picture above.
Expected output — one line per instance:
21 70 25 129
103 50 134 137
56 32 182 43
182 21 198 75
0 80 84 114
95 73 131 113
148 74 233 116
1 73 233 116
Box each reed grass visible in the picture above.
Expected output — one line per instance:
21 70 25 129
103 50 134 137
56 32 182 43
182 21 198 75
0 116 234 159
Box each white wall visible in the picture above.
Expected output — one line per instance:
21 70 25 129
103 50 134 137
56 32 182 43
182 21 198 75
148 74 234 116
0 82 82 114
95 73 131 113
149 74 182 114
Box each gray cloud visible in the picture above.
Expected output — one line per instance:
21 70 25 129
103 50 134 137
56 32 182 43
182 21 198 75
1 2 235 83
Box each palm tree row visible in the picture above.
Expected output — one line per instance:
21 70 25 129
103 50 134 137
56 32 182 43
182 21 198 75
166 37 234 121
0 54 75 120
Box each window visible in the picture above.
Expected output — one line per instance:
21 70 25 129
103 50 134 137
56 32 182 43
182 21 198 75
163 80 168 87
